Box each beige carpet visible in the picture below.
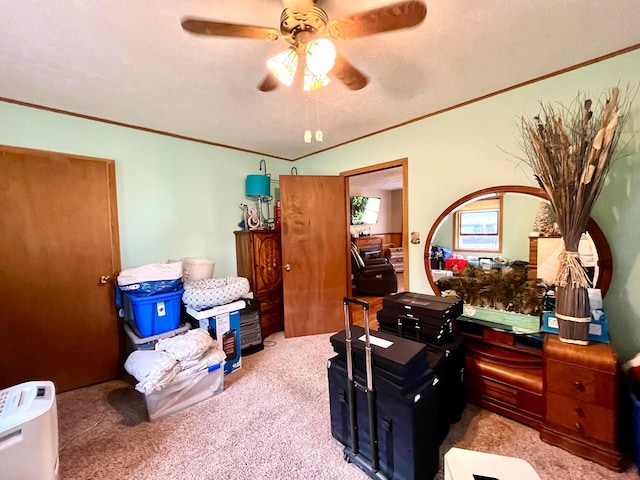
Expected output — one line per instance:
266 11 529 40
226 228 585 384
56 331 637 480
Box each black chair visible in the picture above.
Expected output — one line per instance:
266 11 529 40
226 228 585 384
351 243 398 296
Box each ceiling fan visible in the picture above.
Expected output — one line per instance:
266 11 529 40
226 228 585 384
181 1 427 92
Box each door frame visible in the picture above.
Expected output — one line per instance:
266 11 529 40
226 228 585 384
340 158 409 292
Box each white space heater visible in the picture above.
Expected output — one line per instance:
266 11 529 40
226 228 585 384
0 381 59 480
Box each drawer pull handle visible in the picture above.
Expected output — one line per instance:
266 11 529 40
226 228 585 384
574 381 585 392
574 407 585 417
575 422 583 432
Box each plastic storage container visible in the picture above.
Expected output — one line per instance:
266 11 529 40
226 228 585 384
631 390 640 473
182 257 215 283
144 364 224 422
124 322 190 353
127 289 184 337
117 261 183 297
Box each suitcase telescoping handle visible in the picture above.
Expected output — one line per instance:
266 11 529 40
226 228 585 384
343 297 380 472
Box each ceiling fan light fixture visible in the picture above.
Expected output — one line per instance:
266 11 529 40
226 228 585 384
267 47 299 86
305 38 336 76
303 66 330 91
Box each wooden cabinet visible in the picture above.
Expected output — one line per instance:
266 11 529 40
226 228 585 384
234 230 283 339
456 319 544 429
541 334 623 471
353 236 384 259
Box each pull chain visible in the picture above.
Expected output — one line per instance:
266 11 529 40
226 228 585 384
304 95 312 143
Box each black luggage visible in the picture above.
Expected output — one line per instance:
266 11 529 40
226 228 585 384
327 356 440 480
377 312 452 345
327 297 440 480
330 325 430 389
382 292 463 321
378 292 463 346
378 292 467 429
426 337 466 426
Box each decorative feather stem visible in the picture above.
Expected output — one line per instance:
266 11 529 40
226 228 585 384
517 86 633 343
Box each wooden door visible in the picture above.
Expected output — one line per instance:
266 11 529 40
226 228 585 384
0 145 121 392
280 175 349 337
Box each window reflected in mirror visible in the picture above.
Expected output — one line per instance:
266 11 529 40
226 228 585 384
453 195 502 252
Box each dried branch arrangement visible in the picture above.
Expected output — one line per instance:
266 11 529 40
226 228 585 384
517 86 632 344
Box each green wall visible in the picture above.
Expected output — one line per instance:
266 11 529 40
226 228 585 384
1 49 639 360
298 50 640 361
0 103 292 276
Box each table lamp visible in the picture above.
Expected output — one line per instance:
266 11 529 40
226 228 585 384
245 174 270 229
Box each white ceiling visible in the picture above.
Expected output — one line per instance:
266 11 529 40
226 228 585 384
350 166 403 191
1 1 639 161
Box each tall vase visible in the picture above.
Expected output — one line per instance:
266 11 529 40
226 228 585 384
555 284 591 345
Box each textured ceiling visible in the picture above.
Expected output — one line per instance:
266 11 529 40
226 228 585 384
349 166 403 191
1 1 639 161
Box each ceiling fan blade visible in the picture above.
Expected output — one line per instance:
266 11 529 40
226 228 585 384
181 18 280 41
327 1 427 40
331 54 368 91
258 71 280 92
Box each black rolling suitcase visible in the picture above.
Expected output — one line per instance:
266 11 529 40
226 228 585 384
426 337 466 426
328 297 440 480
382 292 463 321
377 311 451 345
379 292 467 428
378 292 463 344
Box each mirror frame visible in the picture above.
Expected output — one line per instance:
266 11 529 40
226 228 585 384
424 185 613 297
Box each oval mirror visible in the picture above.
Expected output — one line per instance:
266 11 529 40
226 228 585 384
424 185 612 297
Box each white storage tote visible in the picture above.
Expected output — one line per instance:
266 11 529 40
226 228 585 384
144 364 224 422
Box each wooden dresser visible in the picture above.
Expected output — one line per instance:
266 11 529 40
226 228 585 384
541 334 623 471
234 230 284 339
456 319 625 471
456 318 544 429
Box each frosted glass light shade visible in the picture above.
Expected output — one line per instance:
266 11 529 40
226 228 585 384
245 174 270 197
304 66 330 91
267 47 299 86
305 38 336 76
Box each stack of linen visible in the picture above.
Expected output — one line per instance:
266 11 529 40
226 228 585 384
124 329 226 421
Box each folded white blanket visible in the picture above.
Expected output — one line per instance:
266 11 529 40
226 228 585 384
124 350 181 394
180 347 226 375
155 328 216 362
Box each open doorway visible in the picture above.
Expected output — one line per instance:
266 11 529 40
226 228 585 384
341 158 408 300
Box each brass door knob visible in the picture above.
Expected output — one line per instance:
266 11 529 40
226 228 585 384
284 263 291 272
99 275 111 285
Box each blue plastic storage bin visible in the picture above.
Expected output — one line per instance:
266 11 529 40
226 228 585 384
631 390 640 473
127 289 184 338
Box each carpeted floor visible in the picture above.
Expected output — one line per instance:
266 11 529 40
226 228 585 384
56 331 638 479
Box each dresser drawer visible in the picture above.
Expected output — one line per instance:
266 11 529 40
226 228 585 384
258 293 282 314
545 359 615 408
545 391 615 445
257 293 283 339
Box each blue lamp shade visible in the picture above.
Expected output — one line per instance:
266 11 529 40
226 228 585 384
245 174 270 197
